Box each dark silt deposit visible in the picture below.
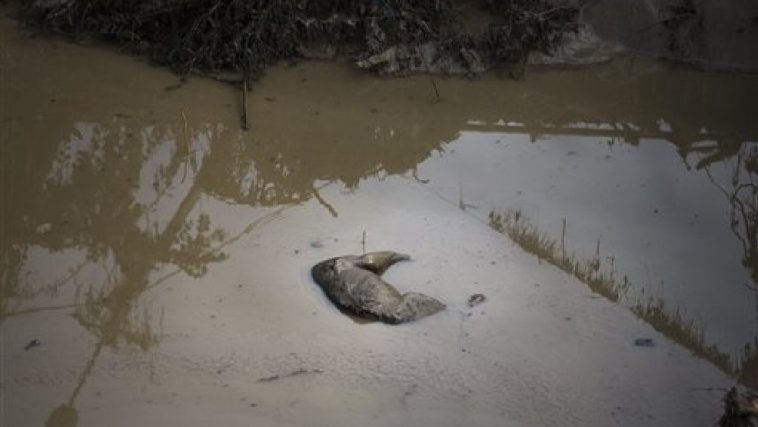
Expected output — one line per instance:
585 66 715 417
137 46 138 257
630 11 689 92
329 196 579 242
12 0 578 79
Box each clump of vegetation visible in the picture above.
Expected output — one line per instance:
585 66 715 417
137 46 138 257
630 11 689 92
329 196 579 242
631 298 734 377
478 0 577 68
739 339 758 390
660 0 705 60
488 209 628 302
12 0 577 79
488 208 758 389
718 386 758 427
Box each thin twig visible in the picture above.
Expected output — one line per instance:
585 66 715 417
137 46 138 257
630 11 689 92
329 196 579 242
411 168 430 183
531 5 574 19
258 368 324 383
311 186 338 217
242 77 249 130
4 303 79 318
362 230 366 254
180 108 191 182
429 77 440 103
561 217 566 261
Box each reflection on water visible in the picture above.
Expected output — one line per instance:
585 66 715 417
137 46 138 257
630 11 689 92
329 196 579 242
701 144 758 283
1 120 233 426
698 143 758 388
488 209 631 303
424 129 758 386
2 14 758 425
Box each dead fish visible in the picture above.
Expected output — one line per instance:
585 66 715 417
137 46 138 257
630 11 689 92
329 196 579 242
311 251 445 324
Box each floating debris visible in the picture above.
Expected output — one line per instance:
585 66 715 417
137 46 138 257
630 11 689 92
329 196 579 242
257 368 324 383
467 293 486 308
24 339 41 351
634 338 656 347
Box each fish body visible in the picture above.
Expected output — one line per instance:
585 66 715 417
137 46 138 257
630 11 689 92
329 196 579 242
311 251 445 324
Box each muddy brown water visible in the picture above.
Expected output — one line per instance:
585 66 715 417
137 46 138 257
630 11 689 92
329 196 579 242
1 14 758 427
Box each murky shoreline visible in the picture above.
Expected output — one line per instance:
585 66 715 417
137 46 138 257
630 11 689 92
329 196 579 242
1 13 758 426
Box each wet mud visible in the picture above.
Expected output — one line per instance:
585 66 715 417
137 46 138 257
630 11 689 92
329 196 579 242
1 12 758 427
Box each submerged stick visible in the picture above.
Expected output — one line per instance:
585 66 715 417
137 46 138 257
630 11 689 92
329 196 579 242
180 108 190 151
561 217 566 261
257 368 324 383
429 77 440 103
241 77 249 130
180 108 191 182
311 186 338 217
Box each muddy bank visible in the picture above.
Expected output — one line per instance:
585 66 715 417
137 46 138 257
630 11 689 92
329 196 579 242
580 0 758 71
11 0 758 83
10 0 578 79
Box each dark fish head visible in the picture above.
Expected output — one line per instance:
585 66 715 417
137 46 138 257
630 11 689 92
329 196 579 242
311 258 338 289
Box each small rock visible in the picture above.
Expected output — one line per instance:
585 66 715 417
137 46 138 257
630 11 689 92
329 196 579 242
24 339 41 351
467 293 486 308
634 338 655 347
